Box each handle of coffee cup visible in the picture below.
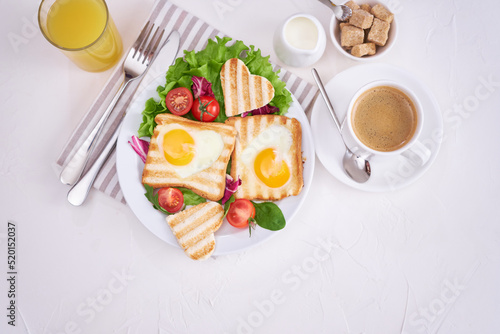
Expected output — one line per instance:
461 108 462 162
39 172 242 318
401 140 431 166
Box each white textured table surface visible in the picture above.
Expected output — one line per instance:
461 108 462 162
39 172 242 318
1 0 499 333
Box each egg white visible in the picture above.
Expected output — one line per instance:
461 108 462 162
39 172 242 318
156 124 224 178
240 125 293 183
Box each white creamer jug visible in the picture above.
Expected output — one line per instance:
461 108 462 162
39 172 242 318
273 13 326 67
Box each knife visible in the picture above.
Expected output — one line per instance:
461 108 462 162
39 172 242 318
67 30 180 206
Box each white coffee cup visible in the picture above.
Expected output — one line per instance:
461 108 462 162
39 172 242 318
273 13 326 67
345 80 431 166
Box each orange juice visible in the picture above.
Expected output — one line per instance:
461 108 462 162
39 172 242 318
39 0 123 72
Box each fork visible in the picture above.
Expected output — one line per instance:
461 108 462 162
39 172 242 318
66 30 181 206
60 20 165 186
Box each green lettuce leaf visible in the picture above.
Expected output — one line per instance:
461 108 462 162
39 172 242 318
138 98 167 138
138 36 292 137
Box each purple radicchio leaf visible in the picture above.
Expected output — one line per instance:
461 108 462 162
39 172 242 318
128 136 149 163
191 76 215 99
222 174 242 205
241 104 280 118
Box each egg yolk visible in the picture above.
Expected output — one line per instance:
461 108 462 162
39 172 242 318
162 129 195 166
254 148 290 188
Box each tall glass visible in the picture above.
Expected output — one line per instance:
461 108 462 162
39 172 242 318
38 0 123 72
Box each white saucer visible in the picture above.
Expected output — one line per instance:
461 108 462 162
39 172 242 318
310 63 443 192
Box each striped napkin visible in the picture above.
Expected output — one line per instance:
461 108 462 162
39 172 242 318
56 0 318 204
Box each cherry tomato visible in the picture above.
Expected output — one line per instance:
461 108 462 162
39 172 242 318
227 199 256 228
158 187 184 213
166 87 193 116
191 96 220 122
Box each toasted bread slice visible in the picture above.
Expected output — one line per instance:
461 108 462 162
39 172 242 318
225 115 303 201
220 58 275 117
142 114 236 201
166 201 223 260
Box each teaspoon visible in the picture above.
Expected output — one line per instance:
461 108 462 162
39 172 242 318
311 68 371 183
317 0 352 21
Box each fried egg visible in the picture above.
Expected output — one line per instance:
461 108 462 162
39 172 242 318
156 124 224 178
240 125 293 188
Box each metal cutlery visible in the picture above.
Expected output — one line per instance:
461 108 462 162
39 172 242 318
66 28 181 205
311 68 371 183
60 20 165 186
317 0 352 21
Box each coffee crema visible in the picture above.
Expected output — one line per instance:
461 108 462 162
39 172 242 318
351 85 418 152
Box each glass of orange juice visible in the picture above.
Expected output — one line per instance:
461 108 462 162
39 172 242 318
38 0 123 72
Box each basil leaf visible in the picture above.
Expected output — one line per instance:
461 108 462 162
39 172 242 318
252 201 286 231
143 184 170 215
223 194 236 218
178 188 206 206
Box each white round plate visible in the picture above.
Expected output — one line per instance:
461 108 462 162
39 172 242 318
116 74 315 255
311 63 443 192
329 0 398 62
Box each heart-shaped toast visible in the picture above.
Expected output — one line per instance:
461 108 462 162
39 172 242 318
166 201 223 260
220 58 275 117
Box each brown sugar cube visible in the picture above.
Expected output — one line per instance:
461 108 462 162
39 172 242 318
340 25 364 47
364 29 370 43
367 18 390 46
371 3 394 23
349 9 374 29
351 43 376 57
344 1 360 11
339 22 352 29
360 4 371 12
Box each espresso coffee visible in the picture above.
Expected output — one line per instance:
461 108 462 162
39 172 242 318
351 86 418 152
